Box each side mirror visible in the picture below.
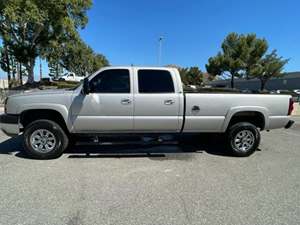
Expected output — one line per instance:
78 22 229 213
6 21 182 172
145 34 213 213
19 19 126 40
82 77 90 95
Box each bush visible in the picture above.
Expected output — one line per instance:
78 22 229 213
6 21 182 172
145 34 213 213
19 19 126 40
53 81 79 89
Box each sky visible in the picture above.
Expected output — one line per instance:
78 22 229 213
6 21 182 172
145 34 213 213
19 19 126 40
1 0 300 79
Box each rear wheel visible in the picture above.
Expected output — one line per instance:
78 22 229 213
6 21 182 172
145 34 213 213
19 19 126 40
227 122 260 157
23 119 69 159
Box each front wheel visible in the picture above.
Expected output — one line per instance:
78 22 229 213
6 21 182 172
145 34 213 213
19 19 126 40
23 119 69 159
227 122 260 157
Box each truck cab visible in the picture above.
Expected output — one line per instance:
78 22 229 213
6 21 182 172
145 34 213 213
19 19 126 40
71 67 183 133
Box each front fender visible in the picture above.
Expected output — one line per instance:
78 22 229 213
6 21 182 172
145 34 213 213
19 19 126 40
17 103 70 129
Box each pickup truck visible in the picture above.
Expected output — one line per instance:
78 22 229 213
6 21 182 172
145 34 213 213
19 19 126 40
0 66 295 159
54 72 84 82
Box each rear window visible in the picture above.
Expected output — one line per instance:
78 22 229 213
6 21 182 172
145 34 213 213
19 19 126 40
138 70 175 93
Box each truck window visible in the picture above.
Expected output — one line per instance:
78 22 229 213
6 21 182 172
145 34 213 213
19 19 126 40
138 70 175 93
90 69 130 93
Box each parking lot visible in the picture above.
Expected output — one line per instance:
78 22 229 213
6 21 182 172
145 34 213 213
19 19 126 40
0 117 299 225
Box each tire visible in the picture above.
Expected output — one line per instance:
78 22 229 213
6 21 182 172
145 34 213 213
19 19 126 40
23 119 69 159
65 134 77 151
227 122 260 157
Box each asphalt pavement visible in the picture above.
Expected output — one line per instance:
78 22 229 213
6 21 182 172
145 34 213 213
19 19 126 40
0 117 299 225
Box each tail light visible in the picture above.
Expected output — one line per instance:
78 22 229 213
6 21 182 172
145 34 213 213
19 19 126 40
288 98 294 115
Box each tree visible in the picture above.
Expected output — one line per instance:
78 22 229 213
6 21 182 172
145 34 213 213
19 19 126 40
206 33 268 88
91 53 110 73
177 67 203 86
0 0 92 84
177 67 189 85
48 61 63 79
0 43 11 87
0 42 18 87
46 40 64 79
185 67 203 85
166 65 203 86
243 34 268 79
249 50 288 90
59 39 109 77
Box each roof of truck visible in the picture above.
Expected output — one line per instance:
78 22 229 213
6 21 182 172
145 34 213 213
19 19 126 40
101 66 174 70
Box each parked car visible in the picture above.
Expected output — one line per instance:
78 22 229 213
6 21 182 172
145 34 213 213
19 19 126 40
0 66 294 159
293 89 300 95
54 72 84 82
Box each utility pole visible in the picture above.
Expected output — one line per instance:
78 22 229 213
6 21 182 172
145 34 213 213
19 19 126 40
158 36 164 66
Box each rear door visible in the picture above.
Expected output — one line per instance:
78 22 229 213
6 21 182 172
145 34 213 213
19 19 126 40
133 69 181 132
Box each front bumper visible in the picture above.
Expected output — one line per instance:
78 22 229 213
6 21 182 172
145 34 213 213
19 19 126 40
284 120 295 129
0 114 20 136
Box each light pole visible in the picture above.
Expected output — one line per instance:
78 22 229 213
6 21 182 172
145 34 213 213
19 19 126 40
158 36 164 66
39 57 42 81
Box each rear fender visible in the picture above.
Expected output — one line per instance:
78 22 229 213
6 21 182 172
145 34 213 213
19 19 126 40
222 106 269 132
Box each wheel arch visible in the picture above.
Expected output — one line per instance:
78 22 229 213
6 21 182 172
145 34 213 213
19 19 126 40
20 106 70 133
222 106 269 132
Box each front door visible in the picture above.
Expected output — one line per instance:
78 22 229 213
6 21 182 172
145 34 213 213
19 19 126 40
71 69 134 133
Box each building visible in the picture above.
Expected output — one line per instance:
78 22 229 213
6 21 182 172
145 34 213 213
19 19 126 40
209 72 300 91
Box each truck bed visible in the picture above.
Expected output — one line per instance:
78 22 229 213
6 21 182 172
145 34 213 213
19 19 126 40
182 93 291 132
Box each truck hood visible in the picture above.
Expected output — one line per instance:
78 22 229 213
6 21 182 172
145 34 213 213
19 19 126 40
5 88 76 114
9 89 73 98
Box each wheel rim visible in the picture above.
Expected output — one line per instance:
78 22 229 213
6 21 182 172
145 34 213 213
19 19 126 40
233 130 255 152
30 129 57 153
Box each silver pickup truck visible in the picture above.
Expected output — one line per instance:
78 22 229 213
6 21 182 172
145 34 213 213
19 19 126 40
0 66 294 159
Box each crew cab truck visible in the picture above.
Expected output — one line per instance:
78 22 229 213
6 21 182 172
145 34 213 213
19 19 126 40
0 66 295 159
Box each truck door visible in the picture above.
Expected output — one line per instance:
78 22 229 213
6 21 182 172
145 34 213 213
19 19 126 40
133 69 181 132
71 68 134 132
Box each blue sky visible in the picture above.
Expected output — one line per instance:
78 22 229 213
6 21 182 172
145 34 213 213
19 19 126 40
1 0 300 79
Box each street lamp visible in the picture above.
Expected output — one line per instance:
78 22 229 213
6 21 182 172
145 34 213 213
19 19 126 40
158 36 164 66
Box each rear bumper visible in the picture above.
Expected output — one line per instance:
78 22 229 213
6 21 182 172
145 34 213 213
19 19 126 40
0 114 20 136
284 120 295 129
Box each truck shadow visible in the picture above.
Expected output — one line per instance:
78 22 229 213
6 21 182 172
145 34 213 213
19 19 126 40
0 134 234 160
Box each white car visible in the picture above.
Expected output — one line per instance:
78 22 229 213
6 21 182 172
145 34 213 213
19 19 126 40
293 89 300 95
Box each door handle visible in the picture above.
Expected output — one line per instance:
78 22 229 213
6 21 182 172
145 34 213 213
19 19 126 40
121 99 131 105
164 99 175 105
